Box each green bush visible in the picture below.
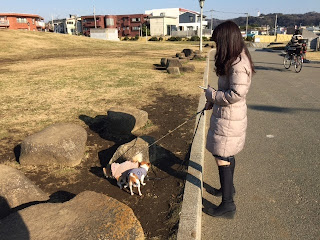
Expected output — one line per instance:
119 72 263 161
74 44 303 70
245 36 254 42
122 36 129 41
202 36 208 41
190 36 200 41
149 37 159 41
135 34 140 40
159 37 163 41
167 37 182 41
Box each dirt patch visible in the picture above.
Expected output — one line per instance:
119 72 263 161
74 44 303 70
1 90 199 239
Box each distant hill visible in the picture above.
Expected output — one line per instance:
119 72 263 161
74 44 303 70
209 12 320 28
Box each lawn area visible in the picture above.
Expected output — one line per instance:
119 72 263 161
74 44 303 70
0 30 209 156
0 30 212 238
306 51 320 61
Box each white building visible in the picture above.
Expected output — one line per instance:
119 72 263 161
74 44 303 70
145 8 208 37
51 15 81 35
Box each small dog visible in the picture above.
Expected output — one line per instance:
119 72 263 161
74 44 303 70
117 161 151 196
103 153 143 180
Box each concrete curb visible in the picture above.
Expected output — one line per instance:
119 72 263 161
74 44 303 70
177 50 212 240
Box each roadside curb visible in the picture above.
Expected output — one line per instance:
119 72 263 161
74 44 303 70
177 50 212 240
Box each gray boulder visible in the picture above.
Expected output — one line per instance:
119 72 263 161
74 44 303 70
180 64 196 73
106 107 148 135
192 54 204 60
167 67 181 75
160 58 167 67
0 164 49 219
20 123 87 167
166 58 183 69
182 48 194 57
108 137 152 164
0 191 144 240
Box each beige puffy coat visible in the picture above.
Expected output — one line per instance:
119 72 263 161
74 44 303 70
206 51 252 157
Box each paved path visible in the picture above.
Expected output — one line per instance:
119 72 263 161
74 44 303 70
202 49 320 239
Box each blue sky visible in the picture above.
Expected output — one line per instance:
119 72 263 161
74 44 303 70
2 0 320 22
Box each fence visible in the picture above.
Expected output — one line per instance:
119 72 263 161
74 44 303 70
254 34 292 43
171 29 212 38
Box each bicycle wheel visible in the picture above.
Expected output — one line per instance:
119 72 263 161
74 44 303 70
283 53 291 69
294 55 303 73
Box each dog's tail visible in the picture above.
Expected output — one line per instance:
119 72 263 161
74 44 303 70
132 152 143 163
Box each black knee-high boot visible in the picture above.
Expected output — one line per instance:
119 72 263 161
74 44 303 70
210 156 236 196
210 157 236 217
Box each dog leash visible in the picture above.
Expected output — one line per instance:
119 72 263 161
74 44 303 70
145 108 205 181
110 108 205 180
135 107 205 157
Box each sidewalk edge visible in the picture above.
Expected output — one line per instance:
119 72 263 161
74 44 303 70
177 49 212 240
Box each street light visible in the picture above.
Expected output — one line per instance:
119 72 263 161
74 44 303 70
199 0 205 53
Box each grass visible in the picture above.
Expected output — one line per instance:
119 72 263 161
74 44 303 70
0 30 209 158
306 51 320 61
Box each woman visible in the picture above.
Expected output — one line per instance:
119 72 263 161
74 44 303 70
205 21 254 217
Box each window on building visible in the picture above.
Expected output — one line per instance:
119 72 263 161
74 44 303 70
160 12 165 16
17 18 27 23
106 18 114 26
189 16 194 22
132 26 140 31
131 18 141 22
32 19 35 24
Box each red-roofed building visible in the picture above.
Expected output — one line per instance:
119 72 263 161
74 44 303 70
0 13 45 31
81 14 149 37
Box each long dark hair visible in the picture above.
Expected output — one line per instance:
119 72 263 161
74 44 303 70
212 20 255 76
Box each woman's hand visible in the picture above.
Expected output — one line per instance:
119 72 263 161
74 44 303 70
204 101 213 110
205 85 216 102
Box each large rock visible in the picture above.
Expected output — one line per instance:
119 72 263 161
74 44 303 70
180 64 196 73
192 54 204 60
106 107 148 135
0 191 144 240
167 67 181 75
182 48 194 57
109 137 152 165
20 123 87 167
0 165 49 219
166 58 183 69
160 58 167 67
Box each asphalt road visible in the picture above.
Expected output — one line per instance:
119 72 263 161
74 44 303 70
202 49 320 239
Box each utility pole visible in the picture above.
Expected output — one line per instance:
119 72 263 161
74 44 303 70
93 1 97 28
274 14 277 36
199 0 205 53
245 13 249 39
210 10 213 34
51 15 54 32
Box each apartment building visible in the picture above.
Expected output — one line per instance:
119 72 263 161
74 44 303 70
81 15 105 36
0 13 45 31
115 14 149 37
145 8 208 37
81 14 148 37
49 15 82 35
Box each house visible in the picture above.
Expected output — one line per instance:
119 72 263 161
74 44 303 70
81 15 105 36
115 14 149 38
48 15 82 35
145 8 208 37
81 14 148 38
65 15 82 35
0 13 45 31
301 28 319 50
